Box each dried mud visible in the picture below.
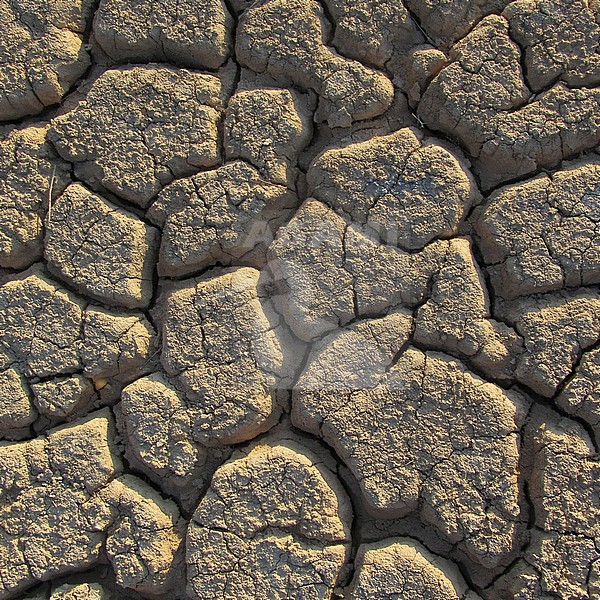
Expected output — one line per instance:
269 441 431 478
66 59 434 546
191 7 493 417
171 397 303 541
0 0 598 598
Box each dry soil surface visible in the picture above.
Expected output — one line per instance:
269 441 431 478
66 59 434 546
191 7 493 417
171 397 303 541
0 0 599 598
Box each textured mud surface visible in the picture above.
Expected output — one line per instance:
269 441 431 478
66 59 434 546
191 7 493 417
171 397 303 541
0 0 598 598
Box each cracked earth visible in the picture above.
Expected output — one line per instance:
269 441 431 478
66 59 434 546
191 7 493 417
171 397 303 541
0 0 598 598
